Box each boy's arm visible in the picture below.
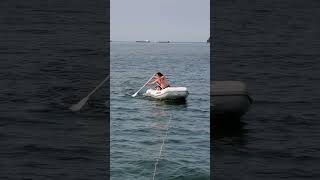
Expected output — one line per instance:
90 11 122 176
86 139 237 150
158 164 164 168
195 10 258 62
146 80 156 85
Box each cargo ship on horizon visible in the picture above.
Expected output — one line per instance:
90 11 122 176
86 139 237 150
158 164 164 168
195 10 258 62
136 40 150 43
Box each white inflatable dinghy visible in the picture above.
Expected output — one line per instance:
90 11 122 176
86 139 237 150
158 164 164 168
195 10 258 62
144 87 189 100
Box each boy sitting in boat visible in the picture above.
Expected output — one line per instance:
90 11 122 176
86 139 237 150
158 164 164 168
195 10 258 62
146 72 170 90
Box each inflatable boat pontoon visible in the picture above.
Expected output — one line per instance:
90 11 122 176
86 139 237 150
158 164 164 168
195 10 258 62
212 81 253 120
144 87 189 100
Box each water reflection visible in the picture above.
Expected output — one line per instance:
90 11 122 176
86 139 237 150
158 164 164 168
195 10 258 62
213 119 247 139
147 97 188 107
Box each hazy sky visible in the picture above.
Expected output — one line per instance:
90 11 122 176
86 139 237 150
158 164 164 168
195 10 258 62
111 0 209 42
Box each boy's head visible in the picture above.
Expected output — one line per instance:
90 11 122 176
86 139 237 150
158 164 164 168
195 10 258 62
156 72 163 77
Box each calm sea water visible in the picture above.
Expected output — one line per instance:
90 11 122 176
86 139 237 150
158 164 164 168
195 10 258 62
0 1 108 179
213 1 320 179
111 42 210 179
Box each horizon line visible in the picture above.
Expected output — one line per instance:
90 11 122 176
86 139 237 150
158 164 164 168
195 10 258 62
110 40 207 43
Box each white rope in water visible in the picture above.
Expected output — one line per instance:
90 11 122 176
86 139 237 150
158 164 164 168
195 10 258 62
152 114 172 180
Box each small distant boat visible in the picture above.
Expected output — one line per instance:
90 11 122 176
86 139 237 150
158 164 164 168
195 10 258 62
144 87 189 100
157 41 170 43
136 40 151 43
212 81 252 120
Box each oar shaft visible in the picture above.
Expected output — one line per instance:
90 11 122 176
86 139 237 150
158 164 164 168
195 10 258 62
136 78 151 92
87 75 109 98
70 75 109 111
132 74 154 96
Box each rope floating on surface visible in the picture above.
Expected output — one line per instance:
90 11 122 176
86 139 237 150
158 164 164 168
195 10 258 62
152 114 172 180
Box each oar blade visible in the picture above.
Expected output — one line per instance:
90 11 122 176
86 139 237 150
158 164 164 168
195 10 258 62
132 93 138 97
70 96 89 112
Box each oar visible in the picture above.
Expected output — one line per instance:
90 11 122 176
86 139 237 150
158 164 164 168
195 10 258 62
132 74 154 97
70 75 109 111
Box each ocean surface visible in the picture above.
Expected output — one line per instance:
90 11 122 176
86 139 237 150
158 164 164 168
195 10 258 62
111 42 210 179
213 0 320 179
0 1 108 179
